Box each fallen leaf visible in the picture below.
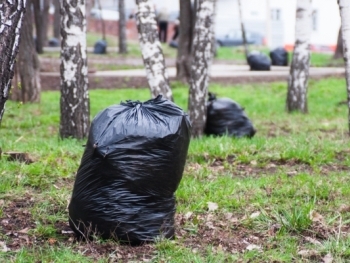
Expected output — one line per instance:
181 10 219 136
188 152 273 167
217 244 223 251
205 221 216 230
18 227 30 234
323 253 333 263
1 219 9 225
48 238 57 245
286 171 297 177
305 236 322 246
184 211 193 220
207 202 218 212
266 163 276 168
298 249 318 258
0 242 9 252
250 211 260 219
338 204 350 213
246 244 262 251
19 235 30 244
309 210 323 222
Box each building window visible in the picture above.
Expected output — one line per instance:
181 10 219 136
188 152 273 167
312 10 318 31
271 9 281 21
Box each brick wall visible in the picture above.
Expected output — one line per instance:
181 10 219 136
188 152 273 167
87 18 176 43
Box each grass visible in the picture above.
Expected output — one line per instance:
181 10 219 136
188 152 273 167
1 77 350 262
42 32 176 58
216 46 345 67
42 31 343 69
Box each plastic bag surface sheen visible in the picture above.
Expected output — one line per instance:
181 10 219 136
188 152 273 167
270 47 288 66
247 51 271 71
205 93 256 138
93 40 107 54
69 96 191 245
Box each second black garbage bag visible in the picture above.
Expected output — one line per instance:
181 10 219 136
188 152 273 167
247 51 271 71
205 93 256 138
270 47 289 66
68 95 191 245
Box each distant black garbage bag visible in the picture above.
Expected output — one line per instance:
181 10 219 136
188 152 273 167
270 47 288 66
169 40 178 48
48 37 59 47
247 51 271 71
69 95 191 245
205 93 256 138
93 40 107 54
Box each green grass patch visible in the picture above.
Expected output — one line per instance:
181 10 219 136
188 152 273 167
1 77 350 261
216 46 345 67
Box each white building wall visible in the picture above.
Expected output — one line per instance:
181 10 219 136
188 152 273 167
310 0 340 49
269 0 296 47
100 0 341 50
268 0 340 50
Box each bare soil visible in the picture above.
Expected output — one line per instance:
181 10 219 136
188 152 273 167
1 157 349 262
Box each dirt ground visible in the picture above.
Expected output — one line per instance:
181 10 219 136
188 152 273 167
1 157 350 262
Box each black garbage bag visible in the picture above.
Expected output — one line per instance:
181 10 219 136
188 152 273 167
69 95 191 245
169 40 178 48
93 40 107 54
270 47 288 66
48 37 60 47
205 93 256 138
247 51 271 71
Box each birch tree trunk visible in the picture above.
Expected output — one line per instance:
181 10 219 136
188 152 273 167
286 0 312 113
188 0 216 137
338 0 350 133
11 0 41 103
60 0 90 139
135 0 173 101
118 0 127 54
0 0 27 123
176 0 194 82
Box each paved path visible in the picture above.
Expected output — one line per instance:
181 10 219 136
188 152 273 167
40 64 345 90
41 64 345 78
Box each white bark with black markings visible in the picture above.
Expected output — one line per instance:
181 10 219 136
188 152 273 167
0 0 27 123
188 0 216 137
338 0 350 133
287 0 312 113
135 0 173 101
60 0 90 139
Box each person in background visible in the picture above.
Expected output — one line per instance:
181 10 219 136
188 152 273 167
168 18 179 48
172 18 179 41
157 7 170 43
